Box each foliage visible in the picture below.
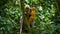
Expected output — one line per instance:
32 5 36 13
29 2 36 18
0 0 60 34
0 0 21 34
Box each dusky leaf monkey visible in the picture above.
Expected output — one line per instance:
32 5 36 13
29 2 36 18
24 5 35 28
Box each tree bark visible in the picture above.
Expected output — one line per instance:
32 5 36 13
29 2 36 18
55 0 60 15
20 0 31 34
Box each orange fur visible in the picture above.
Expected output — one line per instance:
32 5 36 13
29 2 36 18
29 7 35 24
24 6 35 27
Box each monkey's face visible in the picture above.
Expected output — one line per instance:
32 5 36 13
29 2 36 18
24 7 31 19
24 6 30 13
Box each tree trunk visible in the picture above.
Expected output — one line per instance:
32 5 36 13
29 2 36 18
55 0 60 15
20 0 31 34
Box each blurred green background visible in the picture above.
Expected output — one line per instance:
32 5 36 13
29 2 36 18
0 0 60 34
